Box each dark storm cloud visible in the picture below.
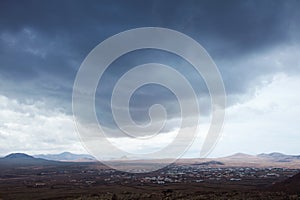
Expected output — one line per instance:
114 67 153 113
0 0 299 129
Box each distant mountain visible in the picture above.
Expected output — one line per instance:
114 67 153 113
257 152 300 162
223 153 256 159
4 153 34 159
208 152 300 168
34 152 96 162
0 153 59 167
222 152 300 162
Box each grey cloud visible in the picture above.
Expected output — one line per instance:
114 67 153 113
0 0 300 134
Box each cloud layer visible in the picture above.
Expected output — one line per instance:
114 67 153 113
0 0 300 157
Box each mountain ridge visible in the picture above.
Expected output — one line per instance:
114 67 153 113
0 153 60 167
1 152 300 163
34 152 96 162
4 153 34 159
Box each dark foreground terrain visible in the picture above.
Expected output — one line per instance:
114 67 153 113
0 153 300 200
0 163 300 199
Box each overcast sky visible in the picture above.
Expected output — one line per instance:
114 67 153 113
0 0 300 158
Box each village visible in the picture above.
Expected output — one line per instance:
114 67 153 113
20 164 299 188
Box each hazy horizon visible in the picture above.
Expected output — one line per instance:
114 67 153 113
1 151 300 160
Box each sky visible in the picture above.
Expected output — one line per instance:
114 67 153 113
0 0 300 158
